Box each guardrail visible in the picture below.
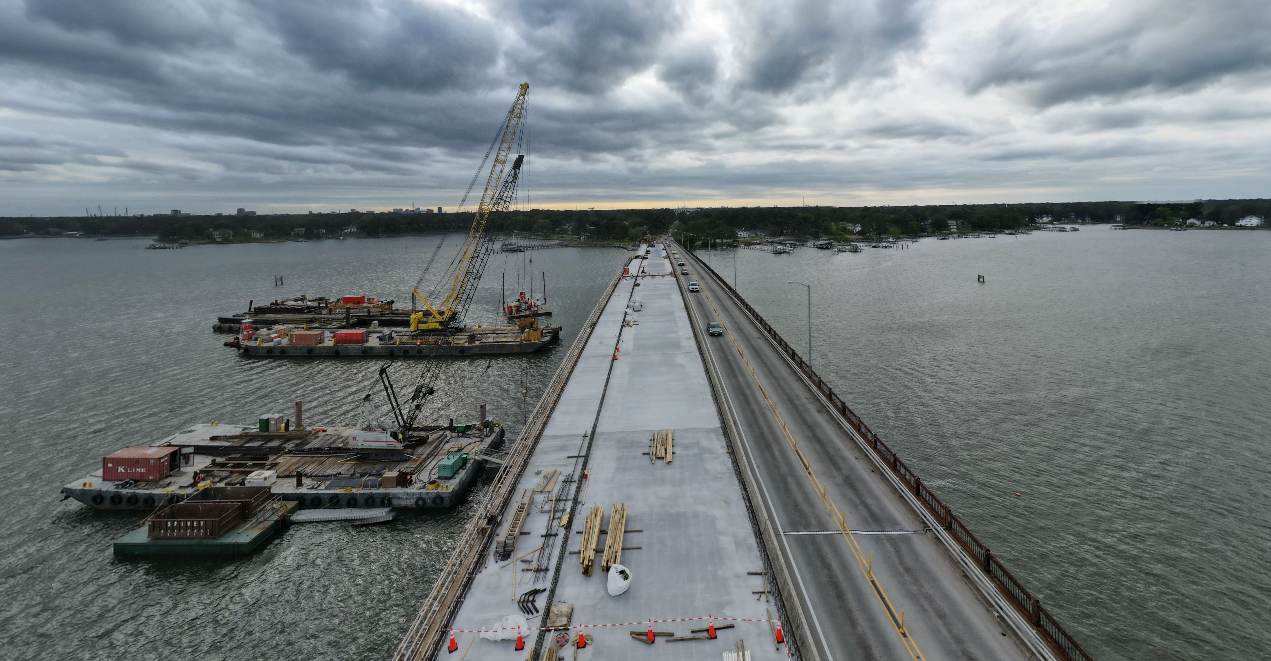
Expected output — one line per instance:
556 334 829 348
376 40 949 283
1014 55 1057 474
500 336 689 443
684 248 1094 661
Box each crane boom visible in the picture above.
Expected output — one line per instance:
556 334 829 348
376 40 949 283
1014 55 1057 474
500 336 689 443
412 83 529 330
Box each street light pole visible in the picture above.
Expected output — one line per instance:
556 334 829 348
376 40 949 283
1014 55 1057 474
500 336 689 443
788 280 811 365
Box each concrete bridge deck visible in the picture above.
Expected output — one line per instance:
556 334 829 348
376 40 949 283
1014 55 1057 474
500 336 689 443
427 245 786 660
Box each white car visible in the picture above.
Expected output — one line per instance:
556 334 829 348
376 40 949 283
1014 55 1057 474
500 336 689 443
688 282 700 292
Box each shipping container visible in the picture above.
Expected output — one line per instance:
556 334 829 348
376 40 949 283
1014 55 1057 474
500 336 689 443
103 446 179 482
333 329 367 345
148 501 243 539
289 330 324 346
341 295 366 305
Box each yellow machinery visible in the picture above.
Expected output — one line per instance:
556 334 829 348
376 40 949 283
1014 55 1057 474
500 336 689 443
411 83 529 331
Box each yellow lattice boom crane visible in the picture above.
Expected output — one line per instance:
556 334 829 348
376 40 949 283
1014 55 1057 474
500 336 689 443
410 82 529 331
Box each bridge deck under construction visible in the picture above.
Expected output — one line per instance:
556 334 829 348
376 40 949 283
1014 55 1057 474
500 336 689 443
431 246 784 659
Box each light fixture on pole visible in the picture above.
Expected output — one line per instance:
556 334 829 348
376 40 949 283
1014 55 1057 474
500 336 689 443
788 280 811 365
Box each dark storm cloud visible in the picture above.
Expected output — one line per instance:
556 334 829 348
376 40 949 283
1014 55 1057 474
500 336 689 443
969 0 1271 106
253 0 499 93
732 0 926 94
510 0 682 94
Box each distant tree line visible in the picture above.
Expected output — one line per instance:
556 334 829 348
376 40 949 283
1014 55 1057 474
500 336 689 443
3 199 1268 241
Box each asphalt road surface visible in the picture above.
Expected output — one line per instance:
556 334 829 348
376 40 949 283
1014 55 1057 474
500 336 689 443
675 242 1037 661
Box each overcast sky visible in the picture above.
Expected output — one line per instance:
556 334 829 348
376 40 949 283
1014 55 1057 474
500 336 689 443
1 0 1269 216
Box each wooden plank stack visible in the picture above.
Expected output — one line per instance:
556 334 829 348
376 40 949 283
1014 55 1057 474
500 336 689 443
651 429 674 464
579 503 604 576
601 503 627 572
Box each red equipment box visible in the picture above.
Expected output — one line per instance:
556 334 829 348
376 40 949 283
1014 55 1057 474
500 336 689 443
333 329 366 345
103 446 179 482
341 295 366 305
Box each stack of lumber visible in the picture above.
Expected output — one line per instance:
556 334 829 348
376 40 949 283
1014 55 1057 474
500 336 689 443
601 503 627 572
579 504 604 576
651 429 674 464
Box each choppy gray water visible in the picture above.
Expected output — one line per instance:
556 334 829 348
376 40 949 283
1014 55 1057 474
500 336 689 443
0 236 627 661
699 228 1271 661
2 229 1267 661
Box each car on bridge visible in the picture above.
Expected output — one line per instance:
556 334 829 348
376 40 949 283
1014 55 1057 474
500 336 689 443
680 268 689 275
688 281 700 292
707 321 723 336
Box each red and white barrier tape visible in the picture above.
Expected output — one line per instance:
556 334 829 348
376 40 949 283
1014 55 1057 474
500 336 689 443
446 614 780 634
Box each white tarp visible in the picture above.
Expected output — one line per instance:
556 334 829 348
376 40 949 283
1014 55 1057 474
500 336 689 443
479 614 528 641
607 564 631 596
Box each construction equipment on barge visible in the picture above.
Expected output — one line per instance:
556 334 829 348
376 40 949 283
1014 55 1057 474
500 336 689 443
224 316 558 357
62 405 505 513
216 83 550 356
213 295 413 333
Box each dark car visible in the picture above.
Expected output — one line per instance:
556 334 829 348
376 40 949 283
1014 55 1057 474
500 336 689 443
707 322 723 336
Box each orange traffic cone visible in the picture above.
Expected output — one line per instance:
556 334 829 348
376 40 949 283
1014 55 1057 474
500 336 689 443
577 625 587 648
708 615 717 639
448 629 458 653
775 617 785 644
647 620 655 643
515 629 524 651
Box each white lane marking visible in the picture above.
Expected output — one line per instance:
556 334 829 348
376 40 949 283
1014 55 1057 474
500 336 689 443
684 271 838 661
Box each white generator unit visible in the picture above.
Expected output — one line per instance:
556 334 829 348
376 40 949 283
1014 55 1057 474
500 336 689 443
348 430 404 450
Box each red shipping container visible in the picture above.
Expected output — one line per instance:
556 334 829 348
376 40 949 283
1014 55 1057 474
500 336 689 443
333 329 366 345
289 330 324 346
342 295 366 305
103 446 179 482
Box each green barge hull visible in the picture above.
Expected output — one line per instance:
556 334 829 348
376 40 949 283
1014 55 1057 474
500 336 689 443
113 501 297 557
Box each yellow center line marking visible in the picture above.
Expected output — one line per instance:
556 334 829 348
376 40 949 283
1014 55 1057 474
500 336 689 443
682 247 926 661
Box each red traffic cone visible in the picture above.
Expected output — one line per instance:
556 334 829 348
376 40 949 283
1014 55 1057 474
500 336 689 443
448 629 458 653
647 620 655 643
775 617 785 644
515 629 524 651
577 625 587 648
708 615 717 639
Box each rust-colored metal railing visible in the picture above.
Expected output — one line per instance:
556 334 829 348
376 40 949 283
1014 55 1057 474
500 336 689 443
686 249 1094 661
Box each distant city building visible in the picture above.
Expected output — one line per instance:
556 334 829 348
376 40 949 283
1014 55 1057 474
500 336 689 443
437 206 443 214
171 209 181 216
237 208 246 216
1236 215 1264 227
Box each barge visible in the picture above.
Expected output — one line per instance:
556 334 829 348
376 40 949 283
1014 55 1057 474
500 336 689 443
224 318 560 357
62 413 505 512
213 295 416 333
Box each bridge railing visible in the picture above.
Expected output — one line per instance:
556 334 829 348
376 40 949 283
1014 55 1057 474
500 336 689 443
686 249 1094 661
